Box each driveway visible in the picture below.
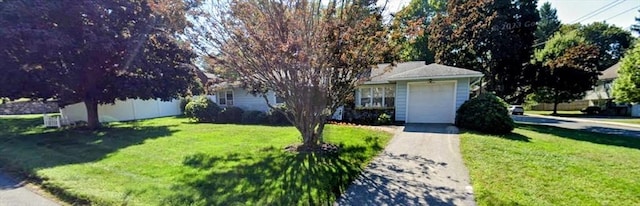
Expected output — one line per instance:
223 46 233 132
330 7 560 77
337 124 475 206
513 115 640 138
0 173 60 206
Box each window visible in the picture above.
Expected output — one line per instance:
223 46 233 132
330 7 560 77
358 85 394 108
218 90 233 106
384 87 395 107
372 87 383 107
359 88 371 107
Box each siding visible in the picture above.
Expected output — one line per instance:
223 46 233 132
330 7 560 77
395 78 471 121
395 82 407 121
218 88 274 112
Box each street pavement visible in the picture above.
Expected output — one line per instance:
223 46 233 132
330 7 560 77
513 115 640 138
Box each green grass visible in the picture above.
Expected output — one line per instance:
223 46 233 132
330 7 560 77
461 124 640 205
606 118 640 125
0 116 391 205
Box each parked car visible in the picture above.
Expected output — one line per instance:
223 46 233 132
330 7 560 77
509 105 524 115
580 106 601 115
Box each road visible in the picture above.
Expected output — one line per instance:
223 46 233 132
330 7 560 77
0 173 60 206
513 115 640 138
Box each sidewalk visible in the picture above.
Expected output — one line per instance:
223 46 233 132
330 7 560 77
525 114 640 129
0 173 60 206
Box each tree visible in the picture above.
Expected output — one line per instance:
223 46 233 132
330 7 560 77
532 31 600 114
0 0 198 129
578 22 634 71
187 0 396 150
613 41 640 103
535 2 561 45
391 0 446 62
427 0 539 103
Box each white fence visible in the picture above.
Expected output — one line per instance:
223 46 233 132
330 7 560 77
60 98 182 123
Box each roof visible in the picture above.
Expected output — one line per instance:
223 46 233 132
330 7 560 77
599 62 620 80
366 62 483 84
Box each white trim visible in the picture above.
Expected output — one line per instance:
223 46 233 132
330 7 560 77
217 90 234 106
388 74 483 82
405 80 457 123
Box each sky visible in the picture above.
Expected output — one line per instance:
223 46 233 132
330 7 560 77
379 0 640 35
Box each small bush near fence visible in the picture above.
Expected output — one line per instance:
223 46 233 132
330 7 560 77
455 93 514 135
184 96 221 123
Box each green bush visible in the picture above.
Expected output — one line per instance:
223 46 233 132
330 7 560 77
179 96 193 113
267 107 291 125
218 106 244 123
241 110 268 124
376 113 392 125
455 93 514 135
184 96 220 122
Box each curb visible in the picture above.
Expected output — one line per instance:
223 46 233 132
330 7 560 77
524 114 640 129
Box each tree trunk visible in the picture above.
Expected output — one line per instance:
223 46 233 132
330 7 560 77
84 99 100 129
552 89 559 115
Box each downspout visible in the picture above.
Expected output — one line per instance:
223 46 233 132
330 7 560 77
470 77 483 95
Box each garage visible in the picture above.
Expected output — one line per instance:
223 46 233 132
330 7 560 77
407 81 456 123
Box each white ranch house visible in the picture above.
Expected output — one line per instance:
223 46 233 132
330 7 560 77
57 61 482 125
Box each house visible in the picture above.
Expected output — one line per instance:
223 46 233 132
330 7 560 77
355 61 483 123
583 62 619 107
210 61 482 124
59 62 483 124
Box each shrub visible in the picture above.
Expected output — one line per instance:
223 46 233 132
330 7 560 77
218 106 244 123
179 96 193 113
376 113 392 125
455 93 514 135
241 110 268 124
184 96 220 122
267 107 291 125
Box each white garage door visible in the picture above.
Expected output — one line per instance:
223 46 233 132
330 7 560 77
407 82 456 123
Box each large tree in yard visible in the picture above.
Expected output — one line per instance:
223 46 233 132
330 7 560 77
0 0 198 129
428 0 539 103
532 31 600 115
613 41 640 103
188 0 397 150
391 0 446 62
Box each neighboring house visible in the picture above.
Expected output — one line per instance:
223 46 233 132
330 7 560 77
531 63 623 112
59 61 483 124
583 62 619 106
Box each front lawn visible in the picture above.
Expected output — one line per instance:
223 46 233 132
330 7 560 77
526 110 583 116
461 124 640 205
0 116 391 205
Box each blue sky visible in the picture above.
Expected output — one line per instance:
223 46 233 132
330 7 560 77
381 0 639 35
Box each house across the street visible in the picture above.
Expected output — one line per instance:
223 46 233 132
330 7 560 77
59 61 483 124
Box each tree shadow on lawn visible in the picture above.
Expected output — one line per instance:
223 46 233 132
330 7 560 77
460 129 531 142
517 124 640 150
0 117 178 171
162 145 371 206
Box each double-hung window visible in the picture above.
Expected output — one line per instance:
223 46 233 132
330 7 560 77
358 85 395 108
218 90 234 106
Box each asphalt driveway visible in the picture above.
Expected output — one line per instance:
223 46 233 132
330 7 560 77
0 173 60 206
337 124 475 206
513 115 640 138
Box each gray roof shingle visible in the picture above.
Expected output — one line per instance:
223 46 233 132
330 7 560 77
366 61 483 84
599 62 620 80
